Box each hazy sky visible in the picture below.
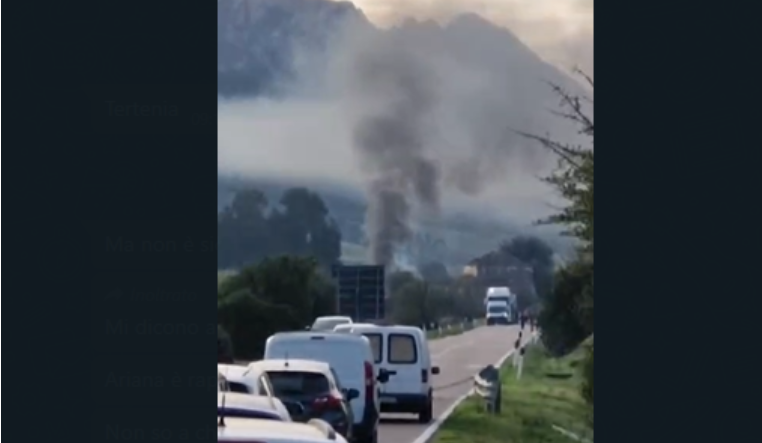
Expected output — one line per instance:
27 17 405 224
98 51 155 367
345 0 593 75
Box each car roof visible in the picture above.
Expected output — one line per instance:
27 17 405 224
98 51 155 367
218 364 248 378
345 324 424 334
314 315 352 321
248 359 331 374
335 322 374 329
269 331 369 343
218 392 280 411
218 417 332 442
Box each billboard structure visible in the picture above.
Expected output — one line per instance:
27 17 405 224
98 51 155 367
331 264 386 322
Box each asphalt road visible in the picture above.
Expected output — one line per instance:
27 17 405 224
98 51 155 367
378 325 524 443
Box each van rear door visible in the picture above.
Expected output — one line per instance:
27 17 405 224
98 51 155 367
382 332 422 399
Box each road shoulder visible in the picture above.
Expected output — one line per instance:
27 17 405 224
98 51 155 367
430 344 593 443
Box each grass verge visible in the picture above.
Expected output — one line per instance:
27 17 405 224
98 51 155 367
432 342 593 443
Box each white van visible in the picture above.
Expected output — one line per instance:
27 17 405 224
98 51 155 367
338 324 439 423
333 323 375 333
264 332 382 443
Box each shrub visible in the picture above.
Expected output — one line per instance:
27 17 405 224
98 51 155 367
581 338 594 426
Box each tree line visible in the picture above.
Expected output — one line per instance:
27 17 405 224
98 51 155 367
218 187 342 270
217 256 488 360
530 73 594 425
216 185 555 360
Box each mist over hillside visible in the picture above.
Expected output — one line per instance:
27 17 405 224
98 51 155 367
217 0 590 264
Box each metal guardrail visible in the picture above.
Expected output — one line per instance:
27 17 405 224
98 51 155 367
423 318 484 338
471 328 540 414
473 364 502 413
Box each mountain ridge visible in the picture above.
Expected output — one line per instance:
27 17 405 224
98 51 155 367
217 0 585 98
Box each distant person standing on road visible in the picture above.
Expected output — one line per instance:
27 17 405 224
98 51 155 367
519 311 527 330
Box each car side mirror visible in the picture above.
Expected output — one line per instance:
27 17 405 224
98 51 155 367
343 388 360 401
431 366 440 375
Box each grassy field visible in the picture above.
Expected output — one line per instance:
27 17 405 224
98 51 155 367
433 340 593 443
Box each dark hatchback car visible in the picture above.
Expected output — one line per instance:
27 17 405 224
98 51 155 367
247 359 359 440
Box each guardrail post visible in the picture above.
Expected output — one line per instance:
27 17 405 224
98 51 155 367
512 338 521 367
473 364 502 414
517 346 527 380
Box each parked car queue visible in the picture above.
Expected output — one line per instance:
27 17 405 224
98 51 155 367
218 318 441 443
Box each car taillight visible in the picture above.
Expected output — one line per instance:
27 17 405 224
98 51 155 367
313 396 343 410
364 361 375 401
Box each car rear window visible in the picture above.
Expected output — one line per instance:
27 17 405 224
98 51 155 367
266 371 330 396
363 333 383 363
388 333 418 364
226 382 250 393
218 407 282 421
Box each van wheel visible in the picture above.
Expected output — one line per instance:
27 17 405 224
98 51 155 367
418 397 433 423
362 429 378 443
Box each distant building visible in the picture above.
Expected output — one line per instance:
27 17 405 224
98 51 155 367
462 251 537 299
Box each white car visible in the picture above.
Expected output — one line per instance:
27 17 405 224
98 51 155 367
309 316 353 332
218 364 295 420
218 417 348 443
337 324 439 423
218 363 275 395
265 332 383 443
218 392 296 422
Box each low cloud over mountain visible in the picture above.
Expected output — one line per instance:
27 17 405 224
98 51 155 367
218 0 592 259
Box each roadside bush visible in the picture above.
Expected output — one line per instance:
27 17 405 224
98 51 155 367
581 338 594 426
217 324 234 363
217 256 335 360
218 288 298 359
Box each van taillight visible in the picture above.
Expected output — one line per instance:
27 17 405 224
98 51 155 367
364 361 375 401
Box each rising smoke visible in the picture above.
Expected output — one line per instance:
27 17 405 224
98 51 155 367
217 0 593 266
344 38 442 265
